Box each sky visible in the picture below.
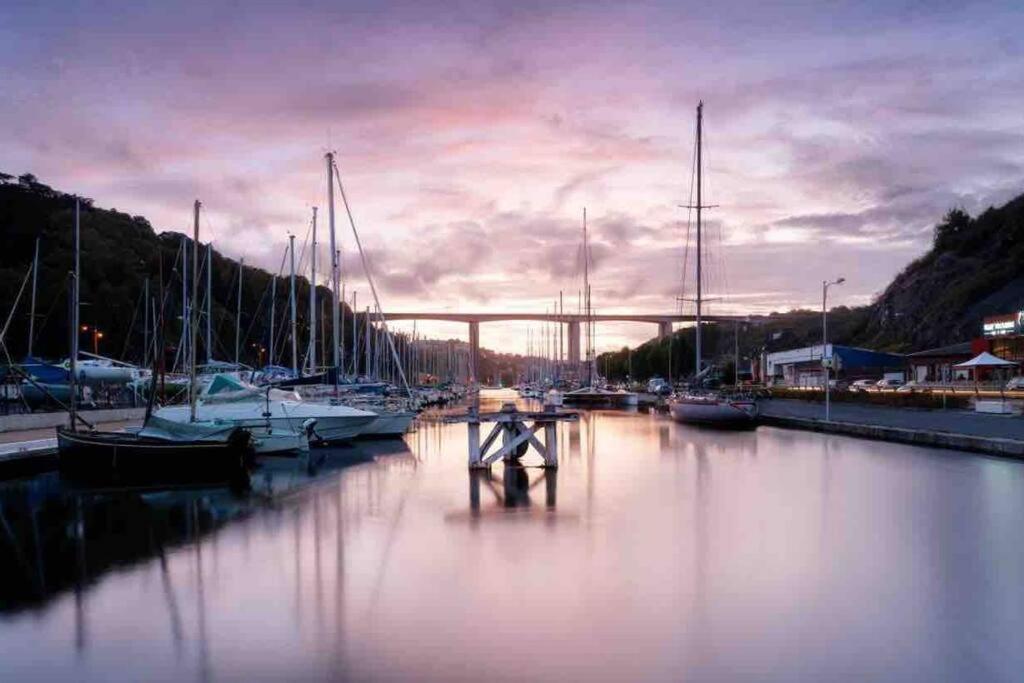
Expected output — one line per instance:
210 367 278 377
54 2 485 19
3 0 1024 353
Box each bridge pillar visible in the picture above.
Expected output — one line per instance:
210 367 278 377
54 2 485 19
658 321 672 340
468 321 480 383
566 321 581 365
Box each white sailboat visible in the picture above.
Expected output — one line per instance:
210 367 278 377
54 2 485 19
154 373 377 444
669 102 758 428
561 208 638 409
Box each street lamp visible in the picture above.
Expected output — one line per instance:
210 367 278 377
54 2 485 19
823 277 845 421
80 325 104 355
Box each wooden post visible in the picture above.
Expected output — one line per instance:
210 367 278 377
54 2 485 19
468 419 482 468
543 420 558 467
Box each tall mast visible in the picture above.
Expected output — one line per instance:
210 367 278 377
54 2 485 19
189 200 200 423
143 277 149 368
206 243 212 363
326 152 340 382
269 268 276 368
28 237 39 356
695 100 703 377
235 258 243 366
364 306 370 380
180 234 187 372
69 199 80 431
344 249 348 378
309 207 318 374
351 290 358 376
583 208 592 386
289 234 298 374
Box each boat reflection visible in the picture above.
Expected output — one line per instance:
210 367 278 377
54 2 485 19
0 438 412 617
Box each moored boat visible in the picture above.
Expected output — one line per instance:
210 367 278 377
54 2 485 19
669 393 758 427
56 425 252 480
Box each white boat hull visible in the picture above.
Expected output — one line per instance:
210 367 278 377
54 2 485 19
669 398 758 426
154 402 377 444
361 411 416 437
141 415 310 454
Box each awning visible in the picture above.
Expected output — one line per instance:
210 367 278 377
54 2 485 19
953 352 1019 368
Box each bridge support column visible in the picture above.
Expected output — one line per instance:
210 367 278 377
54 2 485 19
658 321 672 340
567 321 581 365
468 321 480 383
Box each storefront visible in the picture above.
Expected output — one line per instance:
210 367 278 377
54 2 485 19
980 312 1024 363
906 342 973 382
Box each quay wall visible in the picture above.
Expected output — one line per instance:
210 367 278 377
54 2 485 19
761 415 1024 459
0 407 146 433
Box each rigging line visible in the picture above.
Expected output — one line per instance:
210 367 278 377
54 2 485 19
29 281 67 353
679 111 698 315
332 158 411 397
0 263 34 346
118 286 146 361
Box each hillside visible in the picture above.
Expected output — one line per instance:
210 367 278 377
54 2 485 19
0 172 344 366
854 196 1024 351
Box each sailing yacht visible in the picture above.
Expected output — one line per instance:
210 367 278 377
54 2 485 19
668 102 758 428
560 208 638 409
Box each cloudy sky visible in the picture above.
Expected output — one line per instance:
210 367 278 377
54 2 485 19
3 1 1023 353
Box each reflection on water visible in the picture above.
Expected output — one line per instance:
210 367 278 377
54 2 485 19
2 395 1024 682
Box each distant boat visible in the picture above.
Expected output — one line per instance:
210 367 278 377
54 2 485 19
668 102 758 429
669 394 758 426
563 386 637 407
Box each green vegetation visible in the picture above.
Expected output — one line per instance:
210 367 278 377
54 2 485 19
0 173 348 366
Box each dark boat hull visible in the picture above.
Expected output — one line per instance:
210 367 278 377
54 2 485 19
56 426 252 483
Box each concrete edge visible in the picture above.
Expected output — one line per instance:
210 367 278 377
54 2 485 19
760 415 1024 459
0 407 147 433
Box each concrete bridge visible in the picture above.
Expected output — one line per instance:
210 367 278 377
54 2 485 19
381 311 763 381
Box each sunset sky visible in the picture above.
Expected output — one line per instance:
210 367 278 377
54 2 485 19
4 1 1023 353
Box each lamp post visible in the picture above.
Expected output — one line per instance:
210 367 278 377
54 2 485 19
823 277 845 421
80 324 103 355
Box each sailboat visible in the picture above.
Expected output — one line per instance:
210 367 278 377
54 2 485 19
562 208 638 408
57 199 254 479
668 102 758 427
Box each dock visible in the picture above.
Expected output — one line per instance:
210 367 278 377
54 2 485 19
760 398 1024 458
0 409 145 478
443 402 578 469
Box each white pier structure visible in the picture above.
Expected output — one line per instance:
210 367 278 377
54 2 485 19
453 403 578 469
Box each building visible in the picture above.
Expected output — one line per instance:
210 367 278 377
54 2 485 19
979 311 1024 363
906 342 974 382
765 344 906 387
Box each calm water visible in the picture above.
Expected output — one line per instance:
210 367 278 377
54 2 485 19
2 390 1024 682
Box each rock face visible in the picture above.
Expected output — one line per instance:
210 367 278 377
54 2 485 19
855 194 1024 351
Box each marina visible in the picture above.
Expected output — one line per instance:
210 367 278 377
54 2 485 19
1 391 1023 681
3 2 1024 679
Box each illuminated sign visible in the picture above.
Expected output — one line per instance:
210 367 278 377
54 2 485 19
983 313 1020 337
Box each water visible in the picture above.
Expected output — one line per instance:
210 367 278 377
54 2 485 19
2 390 1024 682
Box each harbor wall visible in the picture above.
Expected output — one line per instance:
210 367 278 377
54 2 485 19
760 414 1024 459
0 407 146 433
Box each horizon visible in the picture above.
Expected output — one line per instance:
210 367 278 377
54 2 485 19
4 1 1023 353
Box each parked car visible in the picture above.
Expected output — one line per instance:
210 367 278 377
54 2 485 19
876 378 904 390
1006 376 1024 391
850 379 876 392
828 379 849 391
896 380 926 393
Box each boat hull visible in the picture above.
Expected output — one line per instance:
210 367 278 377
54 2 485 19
360 411 416 437
56 426 252 482
154 404 377 445
669 398 759 427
